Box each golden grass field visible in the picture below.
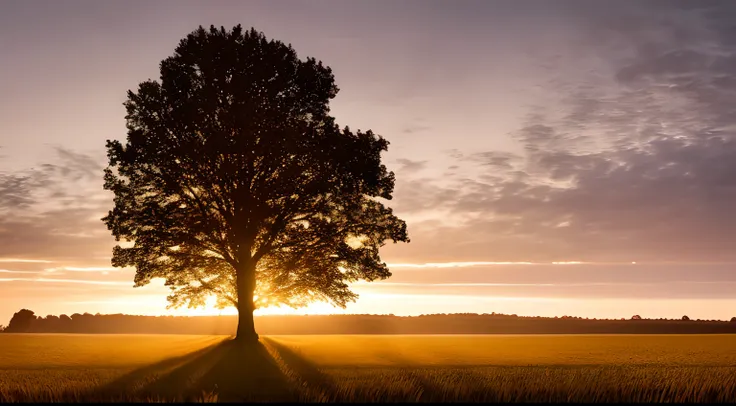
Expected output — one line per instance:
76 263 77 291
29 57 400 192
1 334 736 402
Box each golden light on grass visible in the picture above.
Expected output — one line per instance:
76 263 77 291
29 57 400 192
267 335 736 367
0 335 225 370
3 334 736 402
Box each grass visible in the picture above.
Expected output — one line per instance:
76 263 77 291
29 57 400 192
1 334 736 402
0 334 227 402
270 334 736 366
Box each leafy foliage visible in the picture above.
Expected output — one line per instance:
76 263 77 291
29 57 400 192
102 25 408 317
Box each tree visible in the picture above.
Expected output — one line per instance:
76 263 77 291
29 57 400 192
103 25 409 342
682 315 690 321
5 309 37 333
730 317 736 323
631 315 642 320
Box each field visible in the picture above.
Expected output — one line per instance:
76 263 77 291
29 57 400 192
1 334 736 402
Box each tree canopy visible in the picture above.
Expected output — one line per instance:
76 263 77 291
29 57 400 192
102 25 409 340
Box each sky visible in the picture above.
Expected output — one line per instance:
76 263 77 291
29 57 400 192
2 0 736 324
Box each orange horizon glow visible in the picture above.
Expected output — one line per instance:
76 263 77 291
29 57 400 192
4 259 736 324
3 1 736 328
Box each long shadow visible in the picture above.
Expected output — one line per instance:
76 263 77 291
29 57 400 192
187 339 297 402
266 338 456 403
78 339 227 401
74 338 318 402
135 340 235 401
262 338 339 401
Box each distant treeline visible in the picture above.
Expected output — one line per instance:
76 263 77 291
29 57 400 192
3 309 736 335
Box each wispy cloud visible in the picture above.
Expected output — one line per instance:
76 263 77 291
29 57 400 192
44 266 123 273
360 281 736 288
387 261 587 268
0 148 113 263
354 281 558 287
395 158 429 175
0 258 53 263
0 277 131 286
352 278 736 300
381 1 736 264
0 269 42 274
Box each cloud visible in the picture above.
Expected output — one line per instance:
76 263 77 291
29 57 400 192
388 261 537 268
0 269 42 274
0 148 114 264
44 267 122 273
0 277 131 286
402 124 431 134
0 258 53 263
352 279 736 300
466 151 523 171
357 282 558 287
382 1 736 263
352 260 736 300
46 147 104 181
394 158 428 175
0 171 52 208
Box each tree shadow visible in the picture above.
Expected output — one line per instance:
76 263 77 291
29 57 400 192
262 338 339 401
81 339 227 401
77 338 319 402
264 338 451 403
187 339 297 402
135 340 235 401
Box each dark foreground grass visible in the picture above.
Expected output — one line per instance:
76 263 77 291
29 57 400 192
1 334 736 402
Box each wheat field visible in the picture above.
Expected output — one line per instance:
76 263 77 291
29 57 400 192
1 334 735 402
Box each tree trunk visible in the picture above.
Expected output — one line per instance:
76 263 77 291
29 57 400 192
235 262 259 342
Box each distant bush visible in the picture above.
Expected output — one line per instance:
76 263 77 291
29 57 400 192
631 315 642 320
682 315 690 321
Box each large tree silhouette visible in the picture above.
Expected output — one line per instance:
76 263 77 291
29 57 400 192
103 25 409 342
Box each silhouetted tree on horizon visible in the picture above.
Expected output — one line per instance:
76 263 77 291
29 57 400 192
7 309 736 335
103 25 409 342
631 315 642 320
682 315 690 321
5 309 37 333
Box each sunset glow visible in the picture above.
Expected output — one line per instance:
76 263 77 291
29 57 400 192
3 1 736 325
